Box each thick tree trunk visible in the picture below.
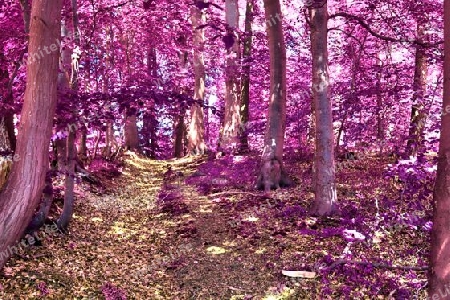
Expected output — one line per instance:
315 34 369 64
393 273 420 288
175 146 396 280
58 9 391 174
174 106 187 157
309 1 337 216
239 0 253 153
174 113 186 158
221 0 241 152
143 112 157 159
0 0 62 269
124 111 140 151
104 121 114 158
256 0 292 191
55 138 67 169
78 128 87 159
406 22 428 158
429 0 450 296
187 6 206 155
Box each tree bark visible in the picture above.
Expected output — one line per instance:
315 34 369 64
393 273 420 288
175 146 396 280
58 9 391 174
239 0 253 153
0 52 16 154
57 129 75 232
124 110 140 151
19 0 31 34
375 47 384 153
429 0 450 296
256 0 292 190
56 0 80 232
309 0 337 216
174 112 187 158
144 112 157 159
78 128 88 159
187 6 206 155
0 0 62 269
221 0 241 152
406 21 428 158
93 130 101 160
104 121 114 158
24 172 53 235
146 48 158 158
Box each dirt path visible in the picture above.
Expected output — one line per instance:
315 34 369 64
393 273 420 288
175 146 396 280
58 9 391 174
0 155 316 299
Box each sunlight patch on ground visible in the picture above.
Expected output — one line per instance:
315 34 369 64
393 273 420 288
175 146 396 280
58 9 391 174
262 287 295 299
206 246 227 255
255 248 267 254
244 216 259 222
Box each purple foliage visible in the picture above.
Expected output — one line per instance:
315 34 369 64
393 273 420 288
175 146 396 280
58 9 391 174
36 282 49 297
100 282 127 300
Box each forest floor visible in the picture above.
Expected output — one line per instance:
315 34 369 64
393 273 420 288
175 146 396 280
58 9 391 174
0 151 432 299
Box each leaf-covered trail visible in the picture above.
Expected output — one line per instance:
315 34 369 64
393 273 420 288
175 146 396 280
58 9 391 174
0 153 431 299
0 155 303 299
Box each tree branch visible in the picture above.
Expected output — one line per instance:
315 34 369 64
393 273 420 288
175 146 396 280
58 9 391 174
329 12 443 48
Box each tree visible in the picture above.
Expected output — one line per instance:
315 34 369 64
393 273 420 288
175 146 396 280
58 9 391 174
124 109 140 151
0 0 62 269
308 0 337 216
187 5 207 155
221 0 241 152
57 0 81 232
428 0 450 296
256 0 292 191
406 20 428 158
239 0 254 153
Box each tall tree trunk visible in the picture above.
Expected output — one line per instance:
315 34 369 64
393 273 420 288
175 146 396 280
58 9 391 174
239 0 253 153
406 22 428 158
174 48 188 158
0 0 62 269
187 6 206 155
309 0 337 216
429 0 450 295
104 121 113 158
124 110 140 151
221 0 241 152
78 128 87 159
57 129 75 232
144 112 157 159
174 113 186 158
57 0 80 232
375 51 384 153
146 48 158 158
256 0 291 191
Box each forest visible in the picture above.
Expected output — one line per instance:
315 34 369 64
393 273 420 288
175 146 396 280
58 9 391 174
0 0 448 299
